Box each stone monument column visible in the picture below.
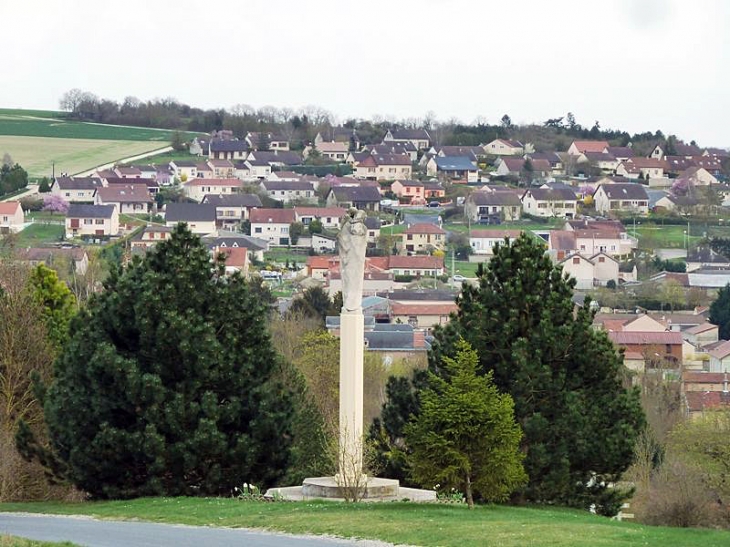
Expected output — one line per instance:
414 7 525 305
336 207 367 483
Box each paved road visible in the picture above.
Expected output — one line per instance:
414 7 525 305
0 513 385 547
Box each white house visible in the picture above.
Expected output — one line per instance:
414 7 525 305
260 180 316 204
483 139 524 156
94 184 153 214
182 178 243 202
0 201 24 233
65 204 119 238
165 203 217 235
593 183 649 215
249 208 297 246
469 229 523 256
521 188 578 218
558 252 618 289
51 176 102 203
465 190 522 222
294 207 346 230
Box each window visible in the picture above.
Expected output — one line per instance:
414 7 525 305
598 256 605 263
407 234 413 240
95 219 104 225
254 227 262 233
572 257 580 264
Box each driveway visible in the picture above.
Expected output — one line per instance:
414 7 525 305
0 513 390 547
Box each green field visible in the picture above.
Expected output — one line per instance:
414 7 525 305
0 136 168 178
1 497 728 547
0 109 200 177
632 224 726 249
0 109 187 141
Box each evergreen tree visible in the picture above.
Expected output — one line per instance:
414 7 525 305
288 286 337 325
376 233 644 514
405 339 527 507
25 225 294 499
710 283 730 340
27 264 76 350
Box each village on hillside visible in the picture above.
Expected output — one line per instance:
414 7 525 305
3 126 730 420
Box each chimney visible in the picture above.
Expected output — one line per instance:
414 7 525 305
413 330 426 349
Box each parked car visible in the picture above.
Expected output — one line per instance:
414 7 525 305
453 274 467 282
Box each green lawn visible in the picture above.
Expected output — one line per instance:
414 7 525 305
13 223 65 246
264 248 311 266
380 224 406 235
1 497 728 547
453 260 480 277
1 537 76 547
633 225 709 249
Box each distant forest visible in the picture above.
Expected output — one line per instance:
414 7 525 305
59 89 702 155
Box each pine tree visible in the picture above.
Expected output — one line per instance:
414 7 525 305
28 224 294 499
405 339 527 507
27 264 76 350
709 284 730 340
376 233 644 514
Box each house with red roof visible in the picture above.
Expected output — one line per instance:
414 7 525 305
683 390 730 419
249 208 297 246
615 158 666 180
293 207 346 230
608 330 684 369
567 140 610 156
387 255 445 277
401 223 446 253
390 302 457 329
391 180 425 204
708 340 730 373
215 246 249 277
0 201 24 233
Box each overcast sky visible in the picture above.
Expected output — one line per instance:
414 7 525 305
2 0 728 146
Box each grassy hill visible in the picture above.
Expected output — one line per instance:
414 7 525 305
1 497 728 547
0 109 185 141
0 109 198 178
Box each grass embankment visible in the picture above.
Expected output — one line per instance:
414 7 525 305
1 497 728 547
121 150 198 166
1 537 75 547
13 224 64 246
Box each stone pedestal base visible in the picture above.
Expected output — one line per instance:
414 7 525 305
302 476 399 500
266 477 437 502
